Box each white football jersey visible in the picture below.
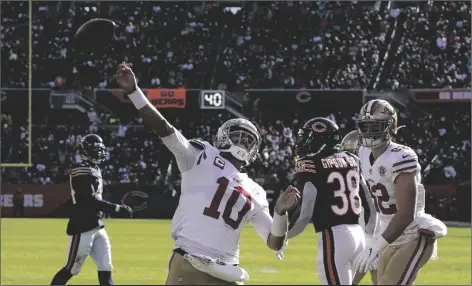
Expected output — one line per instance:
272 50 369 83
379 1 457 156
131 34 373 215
161 130 272 265
358 142 426 246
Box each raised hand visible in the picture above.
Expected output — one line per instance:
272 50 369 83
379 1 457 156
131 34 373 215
115 62 138 94
275 185 300 215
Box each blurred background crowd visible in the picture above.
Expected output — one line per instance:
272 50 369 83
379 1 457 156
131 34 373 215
1 1 470 220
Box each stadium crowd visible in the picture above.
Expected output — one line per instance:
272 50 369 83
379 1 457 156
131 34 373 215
1 1 470 90
386 2 471 89
3 104 470 187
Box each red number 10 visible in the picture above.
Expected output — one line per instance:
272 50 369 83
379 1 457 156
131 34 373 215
203 177 253 229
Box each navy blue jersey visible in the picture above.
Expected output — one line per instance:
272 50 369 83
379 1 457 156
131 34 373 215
66 162 117 235
292 151 364 232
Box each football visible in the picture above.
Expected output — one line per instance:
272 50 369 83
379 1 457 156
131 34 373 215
74 18 117 52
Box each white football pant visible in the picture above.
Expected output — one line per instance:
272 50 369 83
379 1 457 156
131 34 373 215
317 224 365 285
63 227 113 275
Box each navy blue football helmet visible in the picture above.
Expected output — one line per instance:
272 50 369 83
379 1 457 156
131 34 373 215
78 134 106 164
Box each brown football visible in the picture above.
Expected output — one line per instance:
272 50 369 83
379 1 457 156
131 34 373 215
74 18 117 52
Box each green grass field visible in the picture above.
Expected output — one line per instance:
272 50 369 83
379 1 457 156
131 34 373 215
1 219 470 285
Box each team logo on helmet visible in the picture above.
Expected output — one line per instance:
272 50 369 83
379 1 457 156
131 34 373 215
311 122 327 133
382 105 395 116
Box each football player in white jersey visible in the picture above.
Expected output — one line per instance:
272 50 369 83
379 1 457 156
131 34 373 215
340 130 379 285
115 63 300 285
353 99 447 285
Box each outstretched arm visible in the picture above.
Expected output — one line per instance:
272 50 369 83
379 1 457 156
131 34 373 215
251 186 300 251
116 63 173 138
287 180 317 239
71 173 117 214
115 63 200 172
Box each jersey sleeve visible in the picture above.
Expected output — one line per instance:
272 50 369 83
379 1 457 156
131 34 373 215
391 147 421 182
249 189 273 243
70 167 117 213
160 128 203 173
287 172 317 239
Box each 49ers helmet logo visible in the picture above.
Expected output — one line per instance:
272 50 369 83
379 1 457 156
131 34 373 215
311 122 327 133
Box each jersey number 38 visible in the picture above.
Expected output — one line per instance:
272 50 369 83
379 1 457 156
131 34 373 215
327 170 362 216
203 177 253 230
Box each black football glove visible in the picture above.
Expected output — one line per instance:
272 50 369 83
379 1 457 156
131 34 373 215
116 204 133 217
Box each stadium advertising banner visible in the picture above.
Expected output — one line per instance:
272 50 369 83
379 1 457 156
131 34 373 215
0 184 70 217
409 89 471 102
147 88 187 108
96 88 198 123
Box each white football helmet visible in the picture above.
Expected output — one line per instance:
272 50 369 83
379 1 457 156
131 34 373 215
356 99 398 148
214 118 261 165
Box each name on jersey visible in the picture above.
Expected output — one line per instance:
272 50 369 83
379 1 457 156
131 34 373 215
321 157 358 169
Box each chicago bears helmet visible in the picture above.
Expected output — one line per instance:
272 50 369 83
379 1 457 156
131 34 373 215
78 134 106 164
295 117 341 158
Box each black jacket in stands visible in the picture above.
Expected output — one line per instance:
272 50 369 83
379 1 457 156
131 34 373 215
292 151 369 232
67 162 117 235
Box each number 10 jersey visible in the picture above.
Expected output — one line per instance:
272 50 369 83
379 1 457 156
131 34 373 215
161 130 272 265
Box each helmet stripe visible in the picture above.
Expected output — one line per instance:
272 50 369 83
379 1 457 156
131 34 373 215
365 100 376 116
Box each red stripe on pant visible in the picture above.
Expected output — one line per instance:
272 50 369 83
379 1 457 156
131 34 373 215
323 229 341 285
65 234 80 271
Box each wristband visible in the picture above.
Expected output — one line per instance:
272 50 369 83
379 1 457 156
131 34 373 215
271 212 288 237
115 205 121 213
128 88 149 110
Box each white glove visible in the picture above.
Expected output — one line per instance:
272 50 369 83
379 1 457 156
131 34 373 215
354 236 388 273
363 234 378 270
275 240 289 261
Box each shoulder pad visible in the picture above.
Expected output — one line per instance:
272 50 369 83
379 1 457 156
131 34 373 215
295 159 316 174
391 148 419 174
70 166 94 177
188 139 206 150
389 144 414 154
344 151 359 161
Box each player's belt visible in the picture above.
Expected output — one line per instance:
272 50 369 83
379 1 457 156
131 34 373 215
173 248 238 266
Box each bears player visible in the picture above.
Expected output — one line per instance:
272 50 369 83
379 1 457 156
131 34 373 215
115 63 300 285
340 130 379 285
50 134 133 286
284 118 376 285
353 99 447 285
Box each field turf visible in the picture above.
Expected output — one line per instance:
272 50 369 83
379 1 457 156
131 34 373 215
1 219 470 285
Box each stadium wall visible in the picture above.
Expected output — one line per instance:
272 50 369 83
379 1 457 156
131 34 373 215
0 183 463 220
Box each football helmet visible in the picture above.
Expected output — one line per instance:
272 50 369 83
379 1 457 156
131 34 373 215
356 99 398 148
341 130 360 154
295 117 341 158
78 134 106 164
214 118 261 165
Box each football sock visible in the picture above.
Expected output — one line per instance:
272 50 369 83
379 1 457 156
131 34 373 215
98 271 114 285
51 267 73 285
